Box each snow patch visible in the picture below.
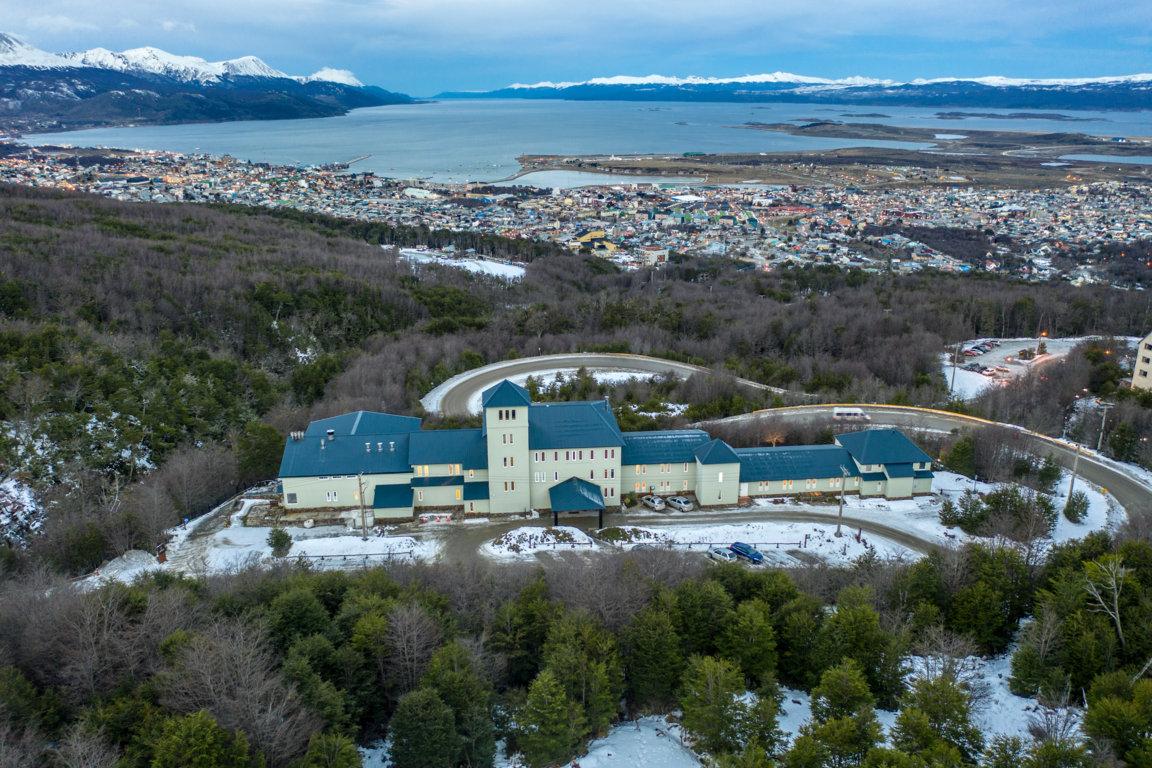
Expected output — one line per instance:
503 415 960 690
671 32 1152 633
480 525 597 560
399 248 526 281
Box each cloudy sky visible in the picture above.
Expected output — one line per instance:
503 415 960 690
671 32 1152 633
8 0 1152 94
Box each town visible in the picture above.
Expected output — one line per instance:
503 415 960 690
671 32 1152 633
2 142 1149 286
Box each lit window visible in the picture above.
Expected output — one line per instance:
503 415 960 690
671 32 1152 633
454 488 462 500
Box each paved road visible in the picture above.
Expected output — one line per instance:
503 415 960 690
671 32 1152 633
705 405 1152 522
424 353 810 417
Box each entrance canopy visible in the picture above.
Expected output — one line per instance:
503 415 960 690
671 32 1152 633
549 477 605 512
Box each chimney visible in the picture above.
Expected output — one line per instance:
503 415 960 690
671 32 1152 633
365 442 371 453
389 441 395 452
320 439 325 451
326 429 335 441
377 442 383 452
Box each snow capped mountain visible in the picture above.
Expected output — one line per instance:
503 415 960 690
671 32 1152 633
0 32 74 68
0 32 362 86
299 68 364 87
506 71 1152 90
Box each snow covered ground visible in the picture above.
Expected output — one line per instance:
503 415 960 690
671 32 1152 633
399 248 526 281
942 335 1140 400
0 477 42 546
607 521 916 565
462 369 663 414
480 525 599 561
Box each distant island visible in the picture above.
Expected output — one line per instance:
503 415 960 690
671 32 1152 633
935 111 1096 121
0 33 414 135
439 72 1152 111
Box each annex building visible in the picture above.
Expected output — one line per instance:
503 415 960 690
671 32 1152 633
277 380 934 524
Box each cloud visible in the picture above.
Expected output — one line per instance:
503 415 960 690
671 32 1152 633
24 14 99 33
160 19 197 33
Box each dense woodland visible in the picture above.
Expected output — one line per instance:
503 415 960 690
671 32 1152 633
2 527 1151 767
1 183 1151 572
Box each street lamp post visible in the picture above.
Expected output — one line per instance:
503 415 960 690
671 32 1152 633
836 465 849 537
1096 402 1116 454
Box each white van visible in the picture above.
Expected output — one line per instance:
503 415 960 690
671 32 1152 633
833 407 871 422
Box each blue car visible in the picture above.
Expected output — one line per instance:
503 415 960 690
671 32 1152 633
729 542 765 565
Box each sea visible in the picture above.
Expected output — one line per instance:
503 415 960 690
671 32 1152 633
23 99 1152 187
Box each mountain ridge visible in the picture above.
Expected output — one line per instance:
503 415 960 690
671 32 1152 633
0 32 411 134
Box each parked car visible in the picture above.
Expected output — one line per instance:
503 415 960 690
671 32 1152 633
641 495 666 511
729 542 765 565
666 496 694 512
708 547 737 563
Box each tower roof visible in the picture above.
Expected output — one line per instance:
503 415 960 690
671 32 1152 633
481 379 532 409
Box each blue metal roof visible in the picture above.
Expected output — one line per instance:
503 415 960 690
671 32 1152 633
621 430 712 465
410 475 464 487
279 433 413 478
736 445 859 482
528 400 623 450
463 482 490 501
481 380 532 409
694 439 740 465
914 470 934 480
885 462 915 479
305 410 422 438
549 477 605 512
373 484 413 510
409 429 488 469
860 471 886 482
836 429 932 466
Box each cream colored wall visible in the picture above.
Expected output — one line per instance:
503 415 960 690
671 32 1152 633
621 461 697 496
485 406 531 513
464 499 490 516
912 476 934 495
282 472 410 511
745 475 861 496
1134 333 1152 391
695 462 741 506
885 476 915 499
413 485 463 508
529 447 621 508
411 463 467 477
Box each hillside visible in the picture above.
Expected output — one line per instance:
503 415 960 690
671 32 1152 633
0 33 413 134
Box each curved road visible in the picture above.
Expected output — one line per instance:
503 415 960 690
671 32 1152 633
422 353 811 417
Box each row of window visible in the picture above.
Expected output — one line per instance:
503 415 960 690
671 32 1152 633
633 463 691 475
531 449 618 462
634 480 691 492
496 409 518 421
415 464 463 476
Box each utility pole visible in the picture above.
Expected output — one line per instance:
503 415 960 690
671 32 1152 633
357 472 368 540
1096 402 1116 454
1066 442 1082 508
950 339 962 395
836 466 848 537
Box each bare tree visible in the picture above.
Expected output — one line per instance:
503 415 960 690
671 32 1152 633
160 621 320 767
50 725 119 768
1084 555 1131 649
385 601 443 694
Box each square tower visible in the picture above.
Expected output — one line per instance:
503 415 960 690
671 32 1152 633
482 380 533 513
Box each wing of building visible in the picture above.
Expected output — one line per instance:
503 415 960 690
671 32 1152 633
278 379 934 524
1133 331 1152 391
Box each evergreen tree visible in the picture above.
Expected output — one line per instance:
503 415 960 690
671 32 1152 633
891 675 983 762
518 669 583 768
981 736 1027 768
810 660 875 724
389 689 459 768
719 599 778 688
783 707 883 768
540 612 623 736
776 594 826 689
813 587 904 707
235 421 284 487
943 436 976 478
674 580 736 657
293 733 361 768
268 588 331 650
487 578 555 688
679 655 748 755
422 641 496 768
150 711 257 768
622 605 684 712
1036 455 1061 495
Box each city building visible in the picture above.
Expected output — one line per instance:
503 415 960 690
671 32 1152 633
277 379 934 525
1134 331 1152 391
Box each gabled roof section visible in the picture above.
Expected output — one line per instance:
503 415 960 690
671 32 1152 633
304 410 422 438
884 462 915 479
836 429 932 466
481 379 532 409
694 438 740 465
463 482 490 501
549 477 605 512
409 429 488 469
528 400 623 450
622 429 712 465
373 484 413 510
736 445 858 482
279 433 413 477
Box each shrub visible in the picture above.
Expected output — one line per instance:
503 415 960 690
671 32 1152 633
1063 490 1090 524
267 528 293 557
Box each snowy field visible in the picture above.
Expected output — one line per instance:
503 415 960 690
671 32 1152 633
399 248 526 281
481 525 599 561
602 521 917 565
942 335 1140 400
462 369 663 414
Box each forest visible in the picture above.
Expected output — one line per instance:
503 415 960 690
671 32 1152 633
1 524 1151 767
2 182 1151 573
